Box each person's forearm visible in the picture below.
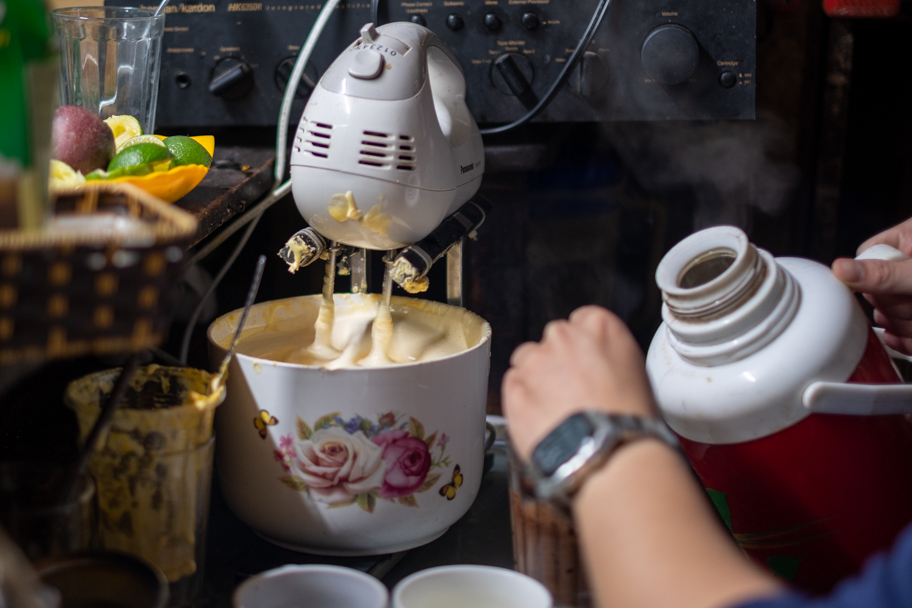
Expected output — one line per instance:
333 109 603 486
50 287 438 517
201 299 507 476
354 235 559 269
572 439 783 608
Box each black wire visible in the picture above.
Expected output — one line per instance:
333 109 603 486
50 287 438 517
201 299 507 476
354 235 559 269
368 0 611 136
479 0 611 136
179 213 264 365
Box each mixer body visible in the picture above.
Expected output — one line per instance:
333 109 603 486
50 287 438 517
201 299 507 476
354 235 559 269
290 22 484 250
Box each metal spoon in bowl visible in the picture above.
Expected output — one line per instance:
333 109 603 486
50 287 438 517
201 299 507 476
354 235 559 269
207 254 267 402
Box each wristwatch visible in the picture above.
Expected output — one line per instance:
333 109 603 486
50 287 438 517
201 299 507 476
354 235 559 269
525 411 679 506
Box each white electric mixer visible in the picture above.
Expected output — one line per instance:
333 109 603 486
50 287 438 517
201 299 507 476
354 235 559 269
280 20 490 299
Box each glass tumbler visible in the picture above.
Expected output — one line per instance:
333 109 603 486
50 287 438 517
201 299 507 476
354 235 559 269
51 7 165 135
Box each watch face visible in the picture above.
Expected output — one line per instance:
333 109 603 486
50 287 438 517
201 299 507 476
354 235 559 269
532 413 594 476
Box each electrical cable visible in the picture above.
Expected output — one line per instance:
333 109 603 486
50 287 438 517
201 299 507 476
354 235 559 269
275 0 342 185
478 0 611 135
199 0 611 267
367 0 611 136
370 0 380 28
174 0 339 363
187 179 292 268
189 0 334 270
179 212 264 365
177 0 608 360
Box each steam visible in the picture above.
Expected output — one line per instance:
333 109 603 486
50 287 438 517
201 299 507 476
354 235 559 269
601 109 800 230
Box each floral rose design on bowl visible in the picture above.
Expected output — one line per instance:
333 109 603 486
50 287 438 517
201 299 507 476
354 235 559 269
274 412 457 513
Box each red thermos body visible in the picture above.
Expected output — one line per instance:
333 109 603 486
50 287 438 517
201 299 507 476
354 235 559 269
646 226 912 594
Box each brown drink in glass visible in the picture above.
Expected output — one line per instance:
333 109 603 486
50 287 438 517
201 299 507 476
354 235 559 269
508 447 591 607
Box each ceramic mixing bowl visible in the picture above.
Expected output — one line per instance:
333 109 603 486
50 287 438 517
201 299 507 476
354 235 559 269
207 294 491 555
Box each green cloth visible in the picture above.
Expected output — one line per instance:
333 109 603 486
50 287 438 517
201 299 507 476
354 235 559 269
0 0 54 166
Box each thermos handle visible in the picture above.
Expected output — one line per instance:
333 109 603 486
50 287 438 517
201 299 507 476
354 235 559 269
854 244 912 365
803 381 912 415
854 243 910 262
804 245 912 415
873 327 912 365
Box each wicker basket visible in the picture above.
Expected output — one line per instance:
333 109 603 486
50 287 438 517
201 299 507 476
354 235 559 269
0 182 197 364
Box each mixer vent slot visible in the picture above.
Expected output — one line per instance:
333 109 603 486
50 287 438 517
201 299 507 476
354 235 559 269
396 136 416 171
358 131 416 171
358 130 393 169
302 120 334 159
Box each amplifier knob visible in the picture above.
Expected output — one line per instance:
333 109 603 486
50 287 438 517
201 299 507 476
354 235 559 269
521 12 539 29
568 51 609 97
209 57 254 100
484 13 502 31
446 13 465 31
275 57 318 99
640 24 699 85
491 52 534 96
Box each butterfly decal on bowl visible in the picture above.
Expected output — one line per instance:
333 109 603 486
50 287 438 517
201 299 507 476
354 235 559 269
254 410 278 439
439 464 463 500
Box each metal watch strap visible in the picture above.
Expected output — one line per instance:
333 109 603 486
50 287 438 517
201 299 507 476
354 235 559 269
527 411 679 506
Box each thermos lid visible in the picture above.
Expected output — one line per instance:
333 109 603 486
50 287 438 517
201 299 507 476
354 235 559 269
655 226 799 366
648 227 872 444
656 226 758 317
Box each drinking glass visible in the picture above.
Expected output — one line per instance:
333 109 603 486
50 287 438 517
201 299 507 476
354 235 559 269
507 447 592 607
51 7 165 134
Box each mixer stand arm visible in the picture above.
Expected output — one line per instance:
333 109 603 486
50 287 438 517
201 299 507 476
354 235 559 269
390 194 492 293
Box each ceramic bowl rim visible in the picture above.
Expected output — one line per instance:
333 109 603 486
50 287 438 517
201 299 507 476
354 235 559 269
207 294 492 372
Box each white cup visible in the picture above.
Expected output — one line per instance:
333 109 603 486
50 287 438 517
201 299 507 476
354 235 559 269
233 564 388 608
391 565 553 608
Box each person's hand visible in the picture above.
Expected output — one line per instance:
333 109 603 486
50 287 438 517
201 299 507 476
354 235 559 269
502 305 658 461
832 217 912 355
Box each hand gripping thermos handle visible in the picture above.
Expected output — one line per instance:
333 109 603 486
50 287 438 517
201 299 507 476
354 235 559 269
803 244 912 415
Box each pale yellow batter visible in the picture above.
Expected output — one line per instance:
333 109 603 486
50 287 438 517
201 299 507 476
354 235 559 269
230 295 472 370
327 191 362 222
308 261 341 361
326 191 392 236
390 257 430 294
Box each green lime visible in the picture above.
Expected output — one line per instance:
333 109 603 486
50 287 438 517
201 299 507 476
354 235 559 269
164 136 212 168
116 134 166 154
112 165 147 179
107 143 172 172
104 115 143 149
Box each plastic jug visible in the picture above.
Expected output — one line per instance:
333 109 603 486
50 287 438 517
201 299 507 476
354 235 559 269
646 226 912 594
